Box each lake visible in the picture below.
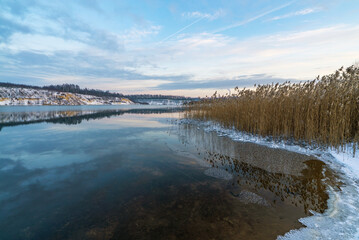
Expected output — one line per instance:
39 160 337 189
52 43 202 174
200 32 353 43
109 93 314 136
0 105 340 240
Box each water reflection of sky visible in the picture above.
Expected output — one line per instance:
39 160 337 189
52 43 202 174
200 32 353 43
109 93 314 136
0 110 177 170
0 106 340 240
0 108 189 238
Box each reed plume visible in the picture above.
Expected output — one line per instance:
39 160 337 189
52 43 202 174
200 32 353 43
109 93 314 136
186 66 359 155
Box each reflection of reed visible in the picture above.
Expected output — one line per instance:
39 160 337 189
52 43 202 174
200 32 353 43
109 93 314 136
178 123 310 176
205 152 329 214
0 107 183 130
178 123 340 214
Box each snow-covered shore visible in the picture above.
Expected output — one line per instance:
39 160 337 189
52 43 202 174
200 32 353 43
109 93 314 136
179 119 359 240
0 87 133 106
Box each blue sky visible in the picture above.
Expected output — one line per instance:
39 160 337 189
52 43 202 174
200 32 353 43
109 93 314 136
1 0 359 97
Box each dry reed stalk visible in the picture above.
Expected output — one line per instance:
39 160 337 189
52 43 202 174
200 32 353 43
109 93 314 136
186 66 359 155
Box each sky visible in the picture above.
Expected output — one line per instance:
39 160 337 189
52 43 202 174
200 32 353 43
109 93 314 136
1 0 359 97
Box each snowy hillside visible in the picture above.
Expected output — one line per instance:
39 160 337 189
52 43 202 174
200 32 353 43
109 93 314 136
0 87 133 106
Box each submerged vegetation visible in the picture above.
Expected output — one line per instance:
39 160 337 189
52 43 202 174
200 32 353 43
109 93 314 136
186 66 359 154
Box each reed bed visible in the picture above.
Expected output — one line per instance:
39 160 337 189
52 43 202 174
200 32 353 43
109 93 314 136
186 66 359 155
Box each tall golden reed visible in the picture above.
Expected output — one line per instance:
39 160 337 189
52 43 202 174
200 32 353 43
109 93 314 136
186 66 359 154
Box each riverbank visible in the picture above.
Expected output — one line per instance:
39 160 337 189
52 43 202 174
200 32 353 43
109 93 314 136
186 66 359 156
0 104 356 239
178 118 359 239
0 87 133 106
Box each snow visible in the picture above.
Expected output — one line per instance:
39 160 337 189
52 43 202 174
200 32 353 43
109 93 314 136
235 190 270 206
329 147 359 176
0 87 133 106
179 119 359 240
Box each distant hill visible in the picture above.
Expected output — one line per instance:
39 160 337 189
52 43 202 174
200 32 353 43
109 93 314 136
0 86 133 106
0 82 193 102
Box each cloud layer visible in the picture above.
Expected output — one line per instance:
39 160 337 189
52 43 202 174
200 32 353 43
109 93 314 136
269 8 321 21
1 0 359 96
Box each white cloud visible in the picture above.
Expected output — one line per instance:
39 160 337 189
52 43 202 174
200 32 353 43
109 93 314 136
213 1 295 33
135 24 359 88
158 17 205 43
44 75 171 91
120 25 162 45
2 1 358 97
268 8 321 21
3 21 359 97
0 33 87 53
158 9 225 44
182 9 225 20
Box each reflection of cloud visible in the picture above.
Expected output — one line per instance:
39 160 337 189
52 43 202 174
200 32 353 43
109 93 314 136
0 109 177 171
0 107 183 129
91 116 170 129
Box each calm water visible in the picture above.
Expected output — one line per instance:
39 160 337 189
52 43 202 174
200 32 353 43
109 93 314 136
0 106 340 240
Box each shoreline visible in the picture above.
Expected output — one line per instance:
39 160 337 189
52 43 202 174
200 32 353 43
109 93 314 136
0 86 133 106
178 119 359 240
0 102 135 107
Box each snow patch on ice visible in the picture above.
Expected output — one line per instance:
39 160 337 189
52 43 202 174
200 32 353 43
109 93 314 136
0 87 133 106
278 183 359 240
235 190 271 206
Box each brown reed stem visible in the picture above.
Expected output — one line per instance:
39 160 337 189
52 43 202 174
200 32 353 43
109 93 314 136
186 66 359 155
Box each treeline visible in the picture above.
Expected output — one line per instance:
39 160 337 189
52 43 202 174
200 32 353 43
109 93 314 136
0 82 191 100
44 84 124 98
0 82 124 98
186 65 359 154
0 82 43 90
